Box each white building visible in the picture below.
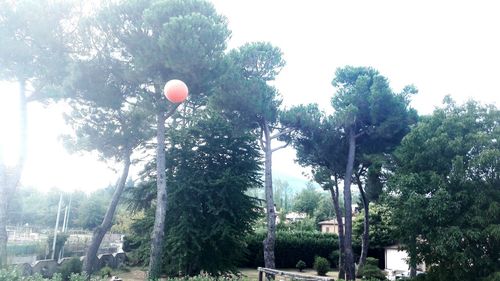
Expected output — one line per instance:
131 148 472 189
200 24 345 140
384 244 426 280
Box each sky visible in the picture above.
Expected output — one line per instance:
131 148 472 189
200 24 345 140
1 0 499 193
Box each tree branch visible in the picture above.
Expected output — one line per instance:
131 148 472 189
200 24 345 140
354 130 365 139
270 127 294 140
165 103 181 120
271 142 289 153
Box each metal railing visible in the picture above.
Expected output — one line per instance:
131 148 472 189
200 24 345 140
257 267 335 281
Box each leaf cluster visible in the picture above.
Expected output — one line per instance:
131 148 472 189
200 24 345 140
388 100 500 280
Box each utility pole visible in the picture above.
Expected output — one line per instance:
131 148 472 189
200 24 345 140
51 194 63 260
59 194 72 260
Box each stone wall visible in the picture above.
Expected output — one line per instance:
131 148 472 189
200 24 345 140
15 252 126 278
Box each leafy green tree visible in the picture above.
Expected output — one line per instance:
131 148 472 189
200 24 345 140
213 42 287 269
388 100 500 280
353 204 396 251
163 112 261 275
76 1 230 278
77 192 109 230
314 193 336 224
330 66 416 279
293 183 321 217
281 103 349 279
62 19 155 272
274 179 292 213
283 66 416 280
0 0 74 266
125 111 261 276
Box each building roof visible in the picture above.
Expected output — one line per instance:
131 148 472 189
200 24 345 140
318 217 346 225
318 219 338 225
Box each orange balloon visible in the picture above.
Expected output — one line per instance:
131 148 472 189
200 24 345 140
164 79 188 103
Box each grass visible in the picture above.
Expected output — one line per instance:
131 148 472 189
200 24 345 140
114 267 354 281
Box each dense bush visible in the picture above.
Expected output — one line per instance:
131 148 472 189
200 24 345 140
58 257 82 281
483 272 500 281
242 230 338 268
358 257 386 280
313 256 330 276
0 268 104 281
296 260 306 272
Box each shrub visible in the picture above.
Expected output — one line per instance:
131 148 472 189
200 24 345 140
313 256 330 276
242 231 338 268
99 266 112 278
58 257 82 281
359 258 386 280
359 264 386 280
483 272 500 281
296 260 306 272
0 268 104 281
329 250 340 269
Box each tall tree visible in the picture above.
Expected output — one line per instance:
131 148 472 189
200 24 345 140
0 0 74 267
293 183 321 217
330 66 416 279
62 46 153 273
388 100 500 281
281 104 349 279
163 111 261 276
214 42 287 269
123 110 262 276
81 1 230 278
283 67 416 280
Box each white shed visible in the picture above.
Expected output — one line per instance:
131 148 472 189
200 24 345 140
384 244 426 273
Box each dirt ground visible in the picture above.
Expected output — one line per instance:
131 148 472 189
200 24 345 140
113 267 342 281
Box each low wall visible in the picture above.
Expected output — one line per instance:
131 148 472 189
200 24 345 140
16 252 126 278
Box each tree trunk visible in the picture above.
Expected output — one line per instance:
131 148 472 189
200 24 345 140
0 79 28 267
83 150 131 276
148 109 167 280
356 181 369 277
0 171 8 268
262 122 276 269
328 182 345 280
408 237 418 278
343 128 356 280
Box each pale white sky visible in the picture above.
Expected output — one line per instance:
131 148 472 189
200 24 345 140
1 0 499 192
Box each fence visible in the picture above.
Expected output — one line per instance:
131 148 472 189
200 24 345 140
257 267 334 281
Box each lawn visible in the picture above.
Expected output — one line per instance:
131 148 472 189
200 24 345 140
115 267 350 281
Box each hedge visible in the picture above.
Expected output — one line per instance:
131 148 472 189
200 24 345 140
241 231 338 268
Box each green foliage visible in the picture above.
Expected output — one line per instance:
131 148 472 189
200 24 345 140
313 194 335 225
388 100 500 281
329 250 340 269
293 183 321 217
98 266 112 278
274 179 292 213
47 233 69 259
353 204 397 249
296 260 306 272
0 268 103 281
125 112 261 276
213 42 285 127
313 256 330 276
6 243 45 257
5 187 111 229
280 217 317 232
359 257 386 280
77 192 108 230
0 0 74 98
243 231 338 268
58 257 82 281
483 272 500 281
